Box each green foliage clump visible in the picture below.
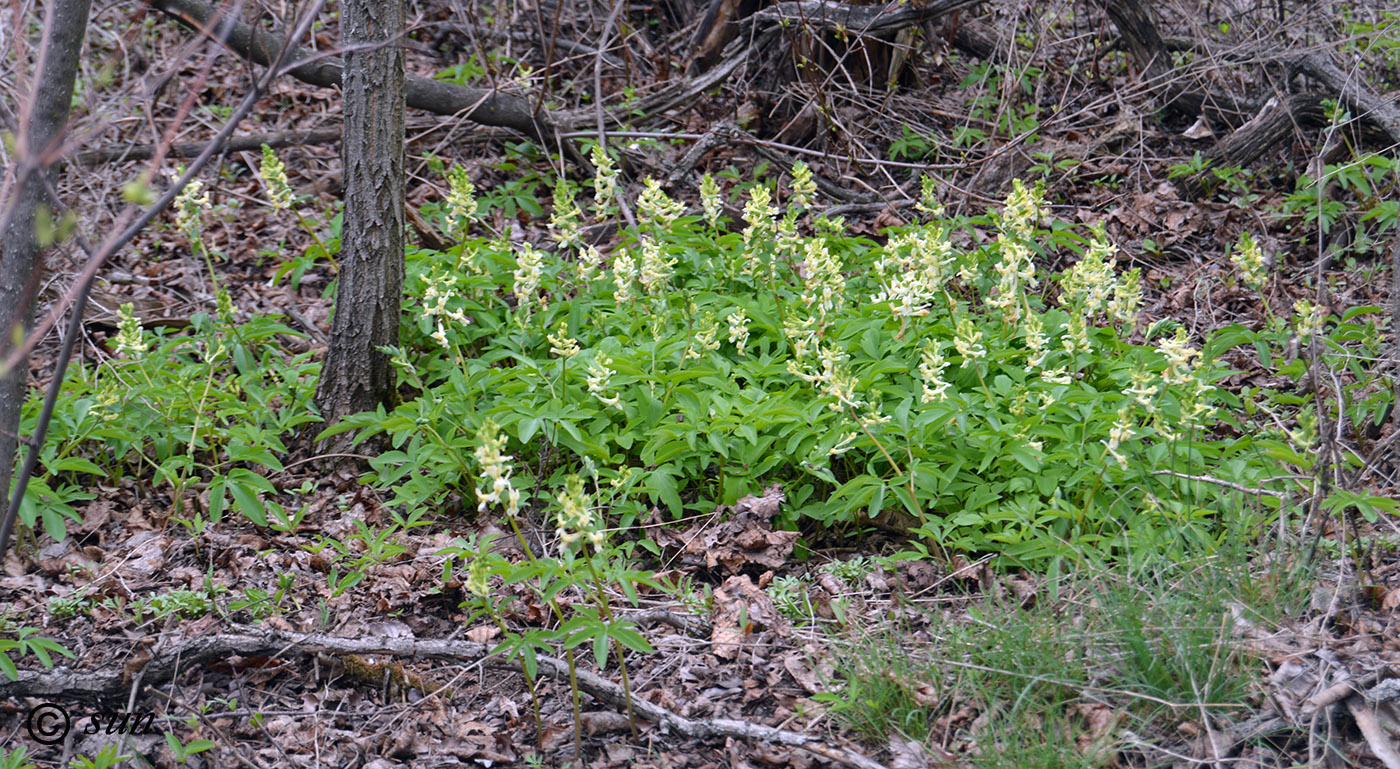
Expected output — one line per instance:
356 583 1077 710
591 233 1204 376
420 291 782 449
15 309 320 540
331 158 1294 571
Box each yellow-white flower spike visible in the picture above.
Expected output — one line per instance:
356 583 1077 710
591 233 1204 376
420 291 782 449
790 161 816 211
258 144 294 211
1292 299 1325 341
1230 231 1269 291
953 318 986 366
474 419 517 513
114 303 147 356
727 309 750 356
591 144 618 213
547 321 580 358
1156 328 1199 386
700 173 723 228
512 243 544 310
550 180 583 251
637 177 685 230
919 341 951 403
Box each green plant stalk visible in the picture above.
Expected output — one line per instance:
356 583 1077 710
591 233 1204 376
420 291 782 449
485 603 544 749
583 554 640 737
294 209 338 272
566 648 584 758
846 404 920 525
504 513 589 755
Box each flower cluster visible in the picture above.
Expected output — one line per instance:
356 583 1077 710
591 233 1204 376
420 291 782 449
953 318 986 366
445 165 477 237
788 345 862 411
783 316 820 360
790 161 816 211
700 174 723 227
466 556 490 598
1156 328 1200 385
547 321 580 358
726 309 750 356
513 242 545 310
872 226 953 319
915 175 943 219
685 310 721 360
1124 363 1159 407
550 180 583 251
999 179 1045 240
587 354 621 409
1023 312 1048 367
1103 405 1135 469
115 303 147 356
474 419 521 515
1062 314 1090 356
591 144 618 213
741 185 778 260
1292 299 1325 341
1106 267 1143 331
1060 226 1117 316
174 175 210 245
638 178 685 230
577 244 604 284
1230 231 1268 290
989 232 1037 323
612 249 638 303
556 474 603 550
800 237 845 321
918 341 951 403
639 237 675 296
423 268 471 349
258 145 294 210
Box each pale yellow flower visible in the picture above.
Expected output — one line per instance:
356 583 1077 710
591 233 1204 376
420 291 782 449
258 145 293 210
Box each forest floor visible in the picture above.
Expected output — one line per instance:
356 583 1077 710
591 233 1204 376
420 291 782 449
3 0 1400 767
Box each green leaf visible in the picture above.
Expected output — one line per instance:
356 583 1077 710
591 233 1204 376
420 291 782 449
46 457 105 475
227 479 267 527
648 466 683 516
610 624 654 654
593 632 609 669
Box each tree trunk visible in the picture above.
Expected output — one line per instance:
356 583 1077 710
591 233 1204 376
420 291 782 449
0 0 92 555
314 0 406 440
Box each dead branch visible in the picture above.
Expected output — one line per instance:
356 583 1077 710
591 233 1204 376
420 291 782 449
74 128 342 165
1093 0 1253 128
1289 52 1400 150
151 0 588 168
1 628 890 769
749 0 986 38
1347 694 1400 769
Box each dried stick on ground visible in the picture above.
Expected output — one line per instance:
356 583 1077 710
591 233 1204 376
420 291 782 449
75 128 342 165
0 629 891 769
151 0 589 170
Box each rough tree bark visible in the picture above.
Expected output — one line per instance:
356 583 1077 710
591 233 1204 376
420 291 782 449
0 0 92 556
313 0 406 439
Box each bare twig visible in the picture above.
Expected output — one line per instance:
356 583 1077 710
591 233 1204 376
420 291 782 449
74 128 342 165
1347 694 1400 769
1149 471 1300 497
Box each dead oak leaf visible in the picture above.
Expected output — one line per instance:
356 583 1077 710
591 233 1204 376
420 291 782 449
711 574 791 659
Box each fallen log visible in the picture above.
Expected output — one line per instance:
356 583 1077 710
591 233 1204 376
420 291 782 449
151 0 588 168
